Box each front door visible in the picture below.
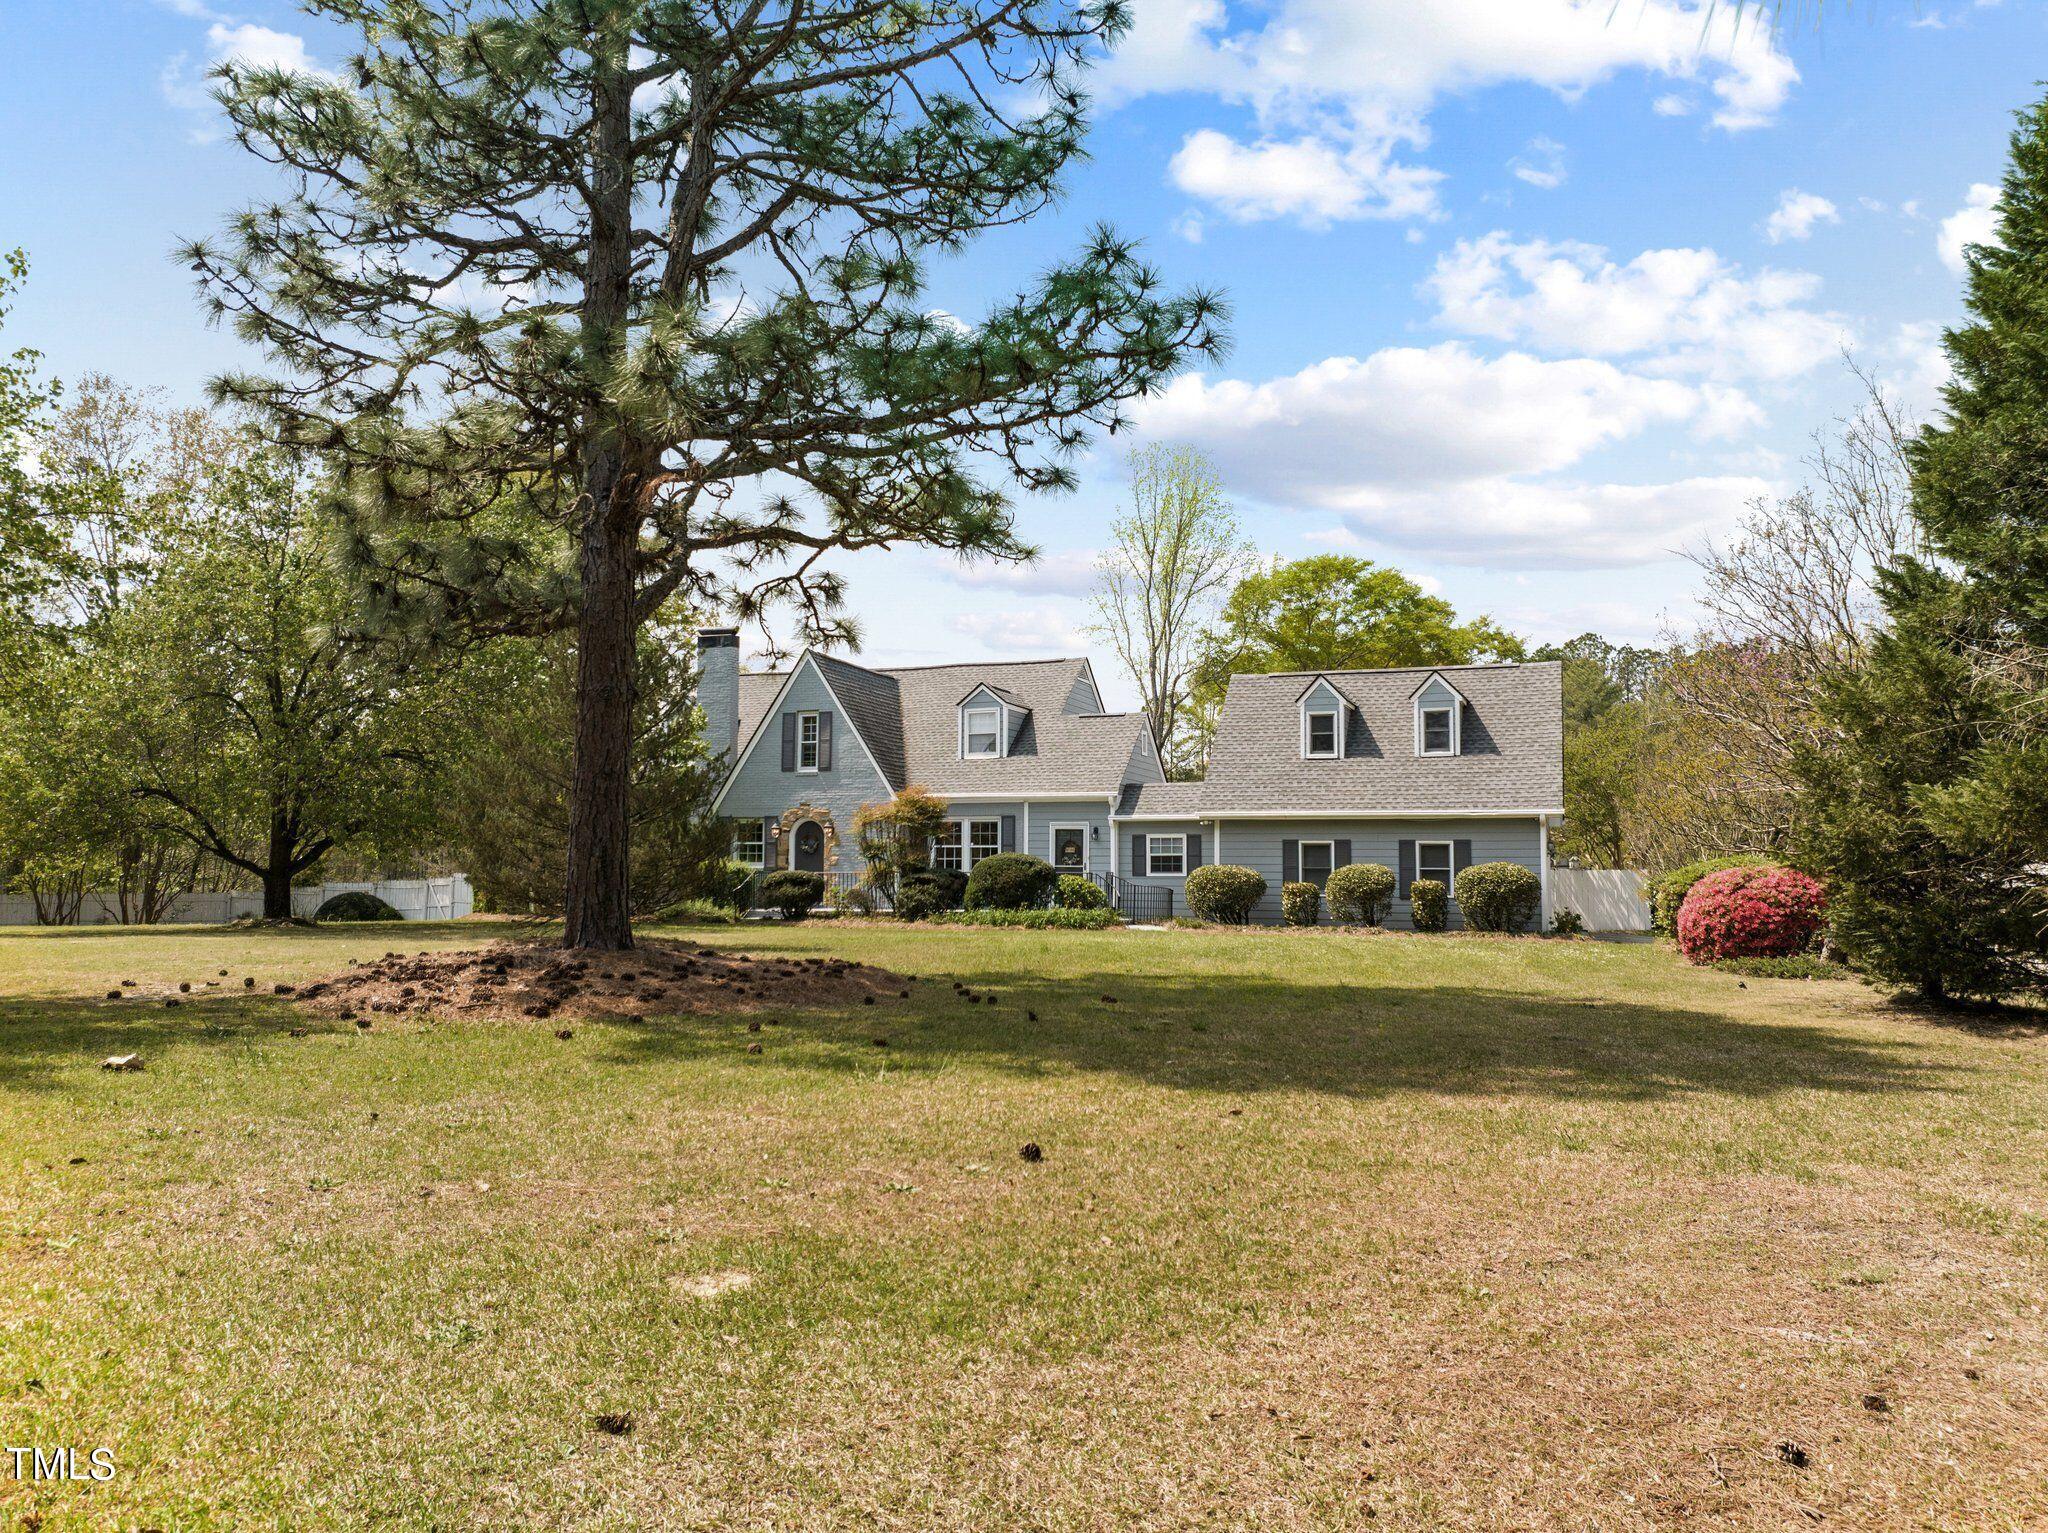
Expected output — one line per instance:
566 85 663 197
793 820 826 873
1051 825 1088 874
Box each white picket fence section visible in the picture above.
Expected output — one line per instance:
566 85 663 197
1551 867 1652 932
0 875 474 928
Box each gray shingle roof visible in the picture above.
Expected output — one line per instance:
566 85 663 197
738 653 1147 797
1197 662 1562 815
1118 781 1208 817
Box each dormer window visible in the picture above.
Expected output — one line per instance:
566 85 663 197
1411 673 1465 756
963 705 1001 759
1420 706 1454 755
1304 707 1339 758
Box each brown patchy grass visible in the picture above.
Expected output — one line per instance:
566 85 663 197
0 919 2043 1530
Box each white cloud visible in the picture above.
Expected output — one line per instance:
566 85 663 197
1652 92 1693 117
1509 137 1568 190
947 550 1100 598
1103 0 1797 226
1168 128 1441 226
1883 320 1954 413
1336 475 1773 569
162 20 323 139
950 610 1091 653
1938 182 2001 274
1424 232 1849 383
1762 188 1839 244
1134 346 1714 497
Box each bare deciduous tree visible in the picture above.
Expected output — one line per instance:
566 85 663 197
1087 445 1252 777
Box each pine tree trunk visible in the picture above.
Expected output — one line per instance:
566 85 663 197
262 814 296 921
561 38 640 953
563 491 638 950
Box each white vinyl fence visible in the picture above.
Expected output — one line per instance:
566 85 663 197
1551 867 1652 932
0 875 474 928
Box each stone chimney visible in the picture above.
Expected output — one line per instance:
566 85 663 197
695 627 741 762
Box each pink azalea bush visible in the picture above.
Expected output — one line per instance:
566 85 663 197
1676 865 1827 963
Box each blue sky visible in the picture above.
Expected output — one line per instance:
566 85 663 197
0 0 2036 705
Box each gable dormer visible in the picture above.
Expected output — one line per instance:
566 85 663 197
958 683 1028 760
1296 676 1348 760
1410 672 1466 757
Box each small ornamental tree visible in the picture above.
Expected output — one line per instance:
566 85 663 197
188 3 1224 950
1184 864 1265 924
1676 866 1826 963
855 787 950 889
1326 862 1395 926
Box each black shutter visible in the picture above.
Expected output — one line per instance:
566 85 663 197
1000 814 1017 853
816 711 833 771
1398 839 1416 897
780 713 796 772
1187 832 1203 869
1454 839 1474 876
1335 839 1352 869
1132 833 1147 877
1281 840 1299 884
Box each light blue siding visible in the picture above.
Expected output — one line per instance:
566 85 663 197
1023 803 1113 875
718 660 892 866
1213 817 1542 928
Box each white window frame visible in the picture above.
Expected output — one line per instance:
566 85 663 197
1416 839 1454 891
796 710 821 773
1417 703 1458 757
733 822 766 869
1146 834 1187 878
962 704 1002 759
1049 822 1090 874
1303 706 1340 759
1299 839 1336 889
932 816 1003 871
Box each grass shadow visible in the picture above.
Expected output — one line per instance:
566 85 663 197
600 963 1947 1106
0 994 337 1094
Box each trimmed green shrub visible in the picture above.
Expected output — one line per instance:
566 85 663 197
964 852 1058 911
697 857 758 912
645 897 742 926
1409 878 1448 933
1711 953 1849 980
1055 873 1109 910
1184 864 1267 925
935 907 1120 930
829 880 885 916
894 868 966 922
1326 862 1396 925
1453 861 1542 933
314 891 401 922
1548 908 1586 937
758 870 824 920
1648 855 1768 936
1280 881 1321 926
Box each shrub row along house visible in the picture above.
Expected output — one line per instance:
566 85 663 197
696 629 1563 927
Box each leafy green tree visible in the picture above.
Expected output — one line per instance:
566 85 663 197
186 2 1224 948
1796 93 2048 1004
99 449 452 918
438 627 728 916
1531 633 1665 868
0 250 64 661
1190 555 1524 728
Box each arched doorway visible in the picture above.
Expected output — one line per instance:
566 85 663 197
793 819 826 873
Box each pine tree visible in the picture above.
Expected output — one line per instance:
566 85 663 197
1796 94 2048 1004
185 2 1225 948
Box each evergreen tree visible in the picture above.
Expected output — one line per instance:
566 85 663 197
186 1 1224 948
1796 95 2048 1004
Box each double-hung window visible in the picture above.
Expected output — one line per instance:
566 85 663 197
967 819 1001 866
1417 841 1453 889
1419 705 1454 755
932 818 1002 871
932 822 964 871
1146 834 1187 877
963 706 1001 758
733 821 765 868
796 711 821 772
1304 708 1339 758
1300 841 1335 889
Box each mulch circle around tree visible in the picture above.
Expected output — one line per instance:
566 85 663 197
290 940 906 1023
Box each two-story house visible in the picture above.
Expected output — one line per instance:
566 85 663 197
696 628 1563 927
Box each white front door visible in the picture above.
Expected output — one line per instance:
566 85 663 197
1050 824 1089 874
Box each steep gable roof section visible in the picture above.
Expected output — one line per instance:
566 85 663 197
811 651 906 789
1201 662 1562 814
959 681 1028 712
712 652 900 815
1409 670 1469 704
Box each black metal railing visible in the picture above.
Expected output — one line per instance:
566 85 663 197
1091 871 1172 924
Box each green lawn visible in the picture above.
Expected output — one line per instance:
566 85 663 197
2 920 2044 1530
